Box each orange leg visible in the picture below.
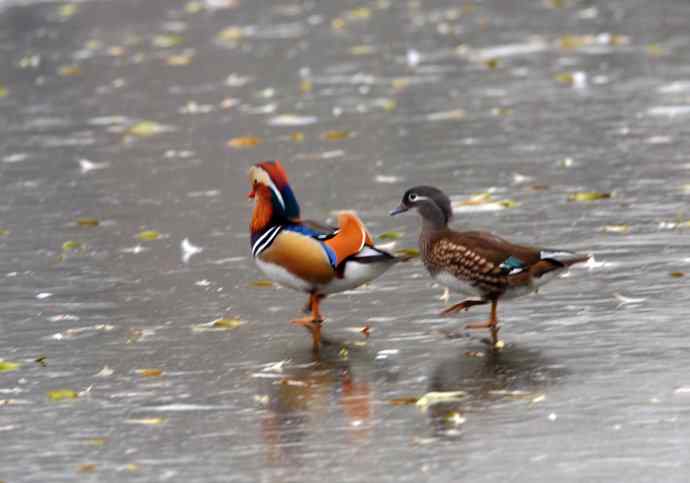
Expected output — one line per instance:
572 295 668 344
464 300 500 346
440 299 487 316
290 294 324 352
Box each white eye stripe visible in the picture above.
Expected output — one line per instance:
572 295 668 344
410 195 430 202
267 179 286 210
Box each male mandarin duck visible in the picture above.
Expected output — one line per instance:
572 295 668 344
248 160 398 352
390 186 589 347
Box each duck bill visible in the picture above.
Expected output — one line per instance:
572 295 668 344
389 205 408 216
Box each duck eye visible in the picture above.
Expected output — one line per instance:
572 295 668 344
408 193 418 202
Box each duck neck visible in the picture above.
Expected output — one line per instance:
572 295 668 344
419 203 448 233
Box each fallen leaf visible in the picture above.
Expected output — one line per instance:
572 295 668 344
395 248 420 259
48 389 79 401
212 318 242 329
0 361 20 372
378 231 402 241
126 464 140 473
152 34 184 48
58 65 81 76
442 411 466 426
62 240 82 251
126 417 166 425
290 132 304 142
34 355 47 367
568 192 611 202
322 130 350 141
136 368 163 377
483 58 499 69
300 79 313 93
227 136 261 148
251 279 273 288
670 272 686 278
58 3 78 18
77 218 99 227
166 54 193 66
137 230 161 241
426 109 465 122
388 397 419 406
128 121 169 137
78 464 96 473
84 437 107 446
0 228 9 236
416 391 467 411
604 224 629 233
0 84 8 97
217 26 244 42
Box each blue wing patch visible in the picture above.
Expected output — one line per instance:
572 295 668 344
283 223 338 268
499 255 527 275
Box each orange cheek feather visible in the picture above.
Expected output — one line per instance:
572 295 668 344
251 186 274 233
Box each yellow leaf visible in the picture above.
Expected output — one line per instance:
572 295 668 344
670 272 686 278
604 224 629 233
78 464 96 473
62 240 82 251
58 65 81 77
391 78 410 90
137 230 161 241
558 35 591 50
483 58 499 69
166 54 193 66
58 3 78 18
348 7 371 19
568 192 611 202
555 72 574 85
378 231 402 240
0 228 9 236
331 17 346 30
290 132 304 142
126 417 166 425
136 368 163 377
218 26 243 41
85 437 106 446
152 34 184 48
0 84 7 97
0 361 20 372
227 136 261 148
49 389 79 401
300 79 313 93
212 318 242 329
350 45 376 55
126 464 140 472
77 218 99 227
128 121 168 137
251 279 273 288
322 130 350 141
395 248 420 259
646 44 665 57
185 1 203 13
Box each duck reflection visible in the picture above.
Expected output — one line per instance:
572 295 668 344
258 343 383 465
425 344 567 435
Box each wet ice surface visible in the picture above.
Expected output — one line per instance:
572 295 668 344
2 0 690 481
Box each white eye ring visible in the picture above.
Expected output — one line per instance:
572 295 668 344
409 193 418 202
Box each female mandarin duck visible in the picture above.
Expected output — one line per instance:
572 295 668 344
391 186 589 347
248 160 397 352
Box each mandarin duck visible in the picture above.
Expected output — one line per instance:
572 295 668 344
390 186 589 347
248 160 398 352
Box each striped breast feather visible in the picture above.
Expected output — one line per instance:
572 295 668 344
251 225 283 258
